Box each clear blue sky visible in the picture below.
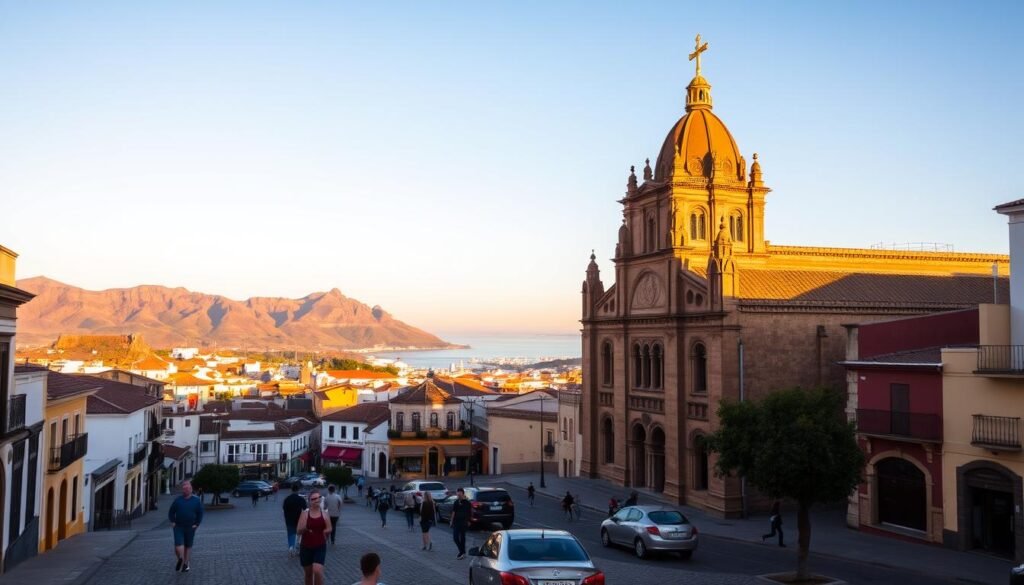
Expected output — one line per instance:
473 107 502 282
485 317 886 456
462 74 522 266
1 1 1021 335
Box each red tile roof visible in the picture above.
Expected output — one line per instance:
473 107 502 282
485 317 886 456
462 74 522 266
79 376 162 414
390 379 460 405
162 444 191 460
325 370 395 380
322 402 390 429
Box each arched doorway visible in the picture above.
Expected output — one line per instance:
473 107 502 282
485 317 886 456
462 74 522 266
876 457 926 531
45 488 54 551
694 435 709 491
631 424 647 488
650 427 666 493
428 447 439 477
58 479 68 541
377 453 387 479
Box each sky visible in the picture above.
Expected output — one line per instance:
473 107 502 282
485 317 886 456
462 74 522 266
1 1 1022 336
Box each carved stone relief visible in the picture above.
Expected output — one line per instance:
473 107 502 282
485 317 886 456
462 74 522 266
631 272 665 310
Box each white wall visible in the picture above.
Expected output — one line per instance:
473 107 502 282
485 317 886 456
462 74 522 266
1007 212 1024 345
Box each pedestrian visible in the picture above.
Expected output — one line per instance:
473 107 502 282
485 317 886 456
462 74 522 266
298 490 332 585
352 552 388 585
402 490 417 530
607 497 619 517
419 492 436 551
376 487 391 528
357 475 365 497
252 489 260 507
450 487 472 559
366 486 375 508
283 483 308 555
561 491 575 521
527 482 535 506
762 500 785 547
324 485 344 546
168 480 203 573
623 490 638 507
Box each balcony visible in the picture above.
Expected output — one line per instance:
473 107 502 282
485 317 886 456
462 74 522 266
856 409 942 443
128 444 148 469
49 433 88 473
6 394 25 434
972 414 1021 451
225 450 285 464
976 345 1024 376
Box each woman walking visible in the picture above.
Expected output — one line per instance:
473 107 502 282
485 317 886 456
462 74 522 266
375 488 391 528
419 492 437 551
297 491 332 585
762 500 785 547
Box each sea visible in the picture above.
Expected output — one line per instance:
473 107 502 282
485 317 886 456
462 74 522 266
369 333 581 371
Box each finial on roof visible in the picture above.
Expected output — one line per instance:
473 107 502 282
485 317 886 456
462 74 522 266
643 158 653 181
627 165 638 195
590 249 596 261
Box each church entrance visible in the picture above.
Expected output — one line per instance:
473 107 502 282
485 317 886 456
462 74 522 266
876 457 926 532
631 424 647 488
650 427 665 492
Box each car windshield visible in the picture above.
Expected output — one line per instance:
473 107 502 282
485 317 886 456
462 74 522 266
647 511 687 525
420 483 445 491
506 537 589 562
476 491 510 503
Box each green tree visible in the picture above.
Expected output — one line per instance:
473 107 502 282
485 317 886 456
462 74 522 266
706 387 864 580
191 464 240 505
322 465 356 498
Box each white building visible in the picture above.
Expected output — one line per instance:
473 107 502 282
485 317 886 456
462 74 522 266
320 402 390 479
171 348 199 360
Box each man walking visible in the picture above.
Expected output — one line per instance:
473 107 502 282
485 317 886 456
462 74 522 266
324 485 344 545
402 490 417 530
282 483 308 555
526 482 535 506
449 487 472 559
356 475 365 498
168 480 203 573
352 552 388 585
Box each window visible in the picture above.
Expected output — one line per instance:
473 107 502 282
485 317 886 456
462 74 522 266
633 344 642 387
430 412 439 428
562 417 568 440
601 341 613 386
652 344 663 389
200 441 214 454
690 211 707 240
340 426 347 440
546 430 553 445
641 344 651 388
694 435 710 490
184 419 191 428
692 343 708 394
729 212 744 242
353 426 359 441
412 413 421 432
506 537 588 562
446 412 455 430
646 215 656 252
396 412 404 431
74 414 81 435
328 425 335 439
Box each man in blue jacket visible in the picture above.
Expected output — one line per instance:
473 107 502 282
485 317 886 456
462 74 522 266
168 480 204 572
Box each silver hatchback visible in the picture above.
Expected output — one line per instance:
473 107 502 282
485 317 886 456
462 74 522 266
468 529 604 585
600 505 698 559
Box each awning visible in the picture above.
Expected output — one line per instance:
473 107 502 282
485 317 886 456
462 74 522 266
443 445 472 457
392 446 424 457
322 446 363 463
298 452 312 463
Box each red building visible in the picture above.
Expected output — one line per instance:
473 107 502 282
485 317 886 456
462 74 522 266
842 308 979 543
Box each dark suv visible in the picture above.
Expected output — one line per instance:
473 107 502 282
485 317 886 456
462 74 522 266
438 487 515 529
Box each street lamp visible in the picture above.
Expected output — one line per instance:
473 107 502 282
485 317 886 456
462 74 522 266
539 393 547 488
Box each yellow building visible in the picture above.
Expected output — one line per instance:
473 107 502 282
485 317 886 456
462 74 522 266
388 377 473 478
312 384 361 418
40 372 98 552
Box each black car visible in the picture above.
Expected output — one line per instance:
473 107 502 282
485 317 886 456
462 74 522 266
437 487 514 529
233 480 274 498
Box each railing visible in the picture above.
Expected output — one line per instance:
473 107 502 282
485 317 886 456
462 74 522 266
128 444 148 468
147 423 161 441
972 415 1021 450
49 433 88 473
6 394 25 433
976 345 1024 374
225 450 283 464
93 507 144 531
856 409 942 442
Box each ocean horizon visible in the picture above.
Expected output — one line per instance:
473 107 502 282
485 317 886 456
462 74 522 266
370 332 581 371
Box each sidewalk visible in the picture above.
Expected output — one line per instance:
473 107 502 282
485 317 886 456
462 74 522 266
0 492 177 585
490 472 1011 585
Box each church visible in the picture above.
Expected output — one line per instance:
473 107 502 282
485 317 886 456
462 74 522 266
579 36 1009 516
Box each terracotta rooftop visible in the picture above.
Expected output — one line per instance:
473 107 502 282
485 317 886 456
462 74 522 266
79 376 162 415
325 369 395 380
842 347 945 367
390 378 461 405
170 372 217 387
220 417 318 440
432 376 495 397
133 356 170 370
44 371 102 400
321 402 390 429
162 444 191 460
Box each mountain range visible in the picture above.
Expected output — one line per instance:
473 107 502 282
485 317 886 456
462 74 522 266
14 276 454 351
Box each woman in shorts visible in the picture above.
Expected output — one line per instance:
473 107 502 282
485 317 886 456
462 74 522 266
419 492 437 551
297 491 332 585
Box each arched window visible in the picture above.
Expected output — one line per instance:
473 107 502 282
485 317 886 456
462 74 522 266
642 344 651 388
694 435 710 490
729 212 744 242
602 417 615 464
633 344 642 387
396 412 404 432
690 213 697 241
562 417 568 440
601 341 613 386
411 412 421 431
692 343 707 394
699 213 706 240
646 216 656 252
429 412 439 428
446 412 455 430
652 344 663 389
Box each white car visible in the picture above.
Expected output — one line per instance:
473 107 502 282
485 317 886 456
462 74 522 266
298 473 325 488
395 480 448 509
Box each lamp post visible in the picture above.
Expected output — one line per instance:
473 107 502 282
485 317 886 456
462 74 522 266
539 393 547 488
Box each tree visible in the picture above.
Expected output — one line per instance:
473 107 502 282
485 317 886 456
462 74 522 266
323 465 356 499
192 464 240 505
706 387 864 580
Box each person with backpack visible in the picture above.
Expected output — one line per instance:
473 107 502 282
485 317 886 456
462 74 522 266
375 488 391 528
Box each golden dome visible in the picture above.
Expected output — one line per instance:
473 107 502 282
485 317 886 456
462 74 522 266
654 106 744 182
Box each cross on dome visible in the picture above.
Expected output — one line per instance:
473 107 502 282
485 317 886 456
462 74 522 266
688 34 709 77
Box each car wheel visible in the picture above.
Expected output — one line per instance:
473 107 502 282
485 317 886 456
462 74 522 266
233 490 240 497
678 550 693 560
634 538 647 559
601 529 612 548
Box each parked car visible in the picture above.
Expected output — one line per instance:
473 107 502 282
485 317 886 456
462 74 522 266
468 529 604 585
437 487 514 529
232 480 274 498
298 473 325 487
600 505 698 559
395 480 448 510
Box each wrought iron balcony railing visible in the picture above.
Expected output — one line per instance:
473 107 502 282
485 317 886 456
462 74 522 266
128 444 148 469
6 394 25 434
856 409 942 442
972 414 1021 451
49 433 88 473
976 345 1024 375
